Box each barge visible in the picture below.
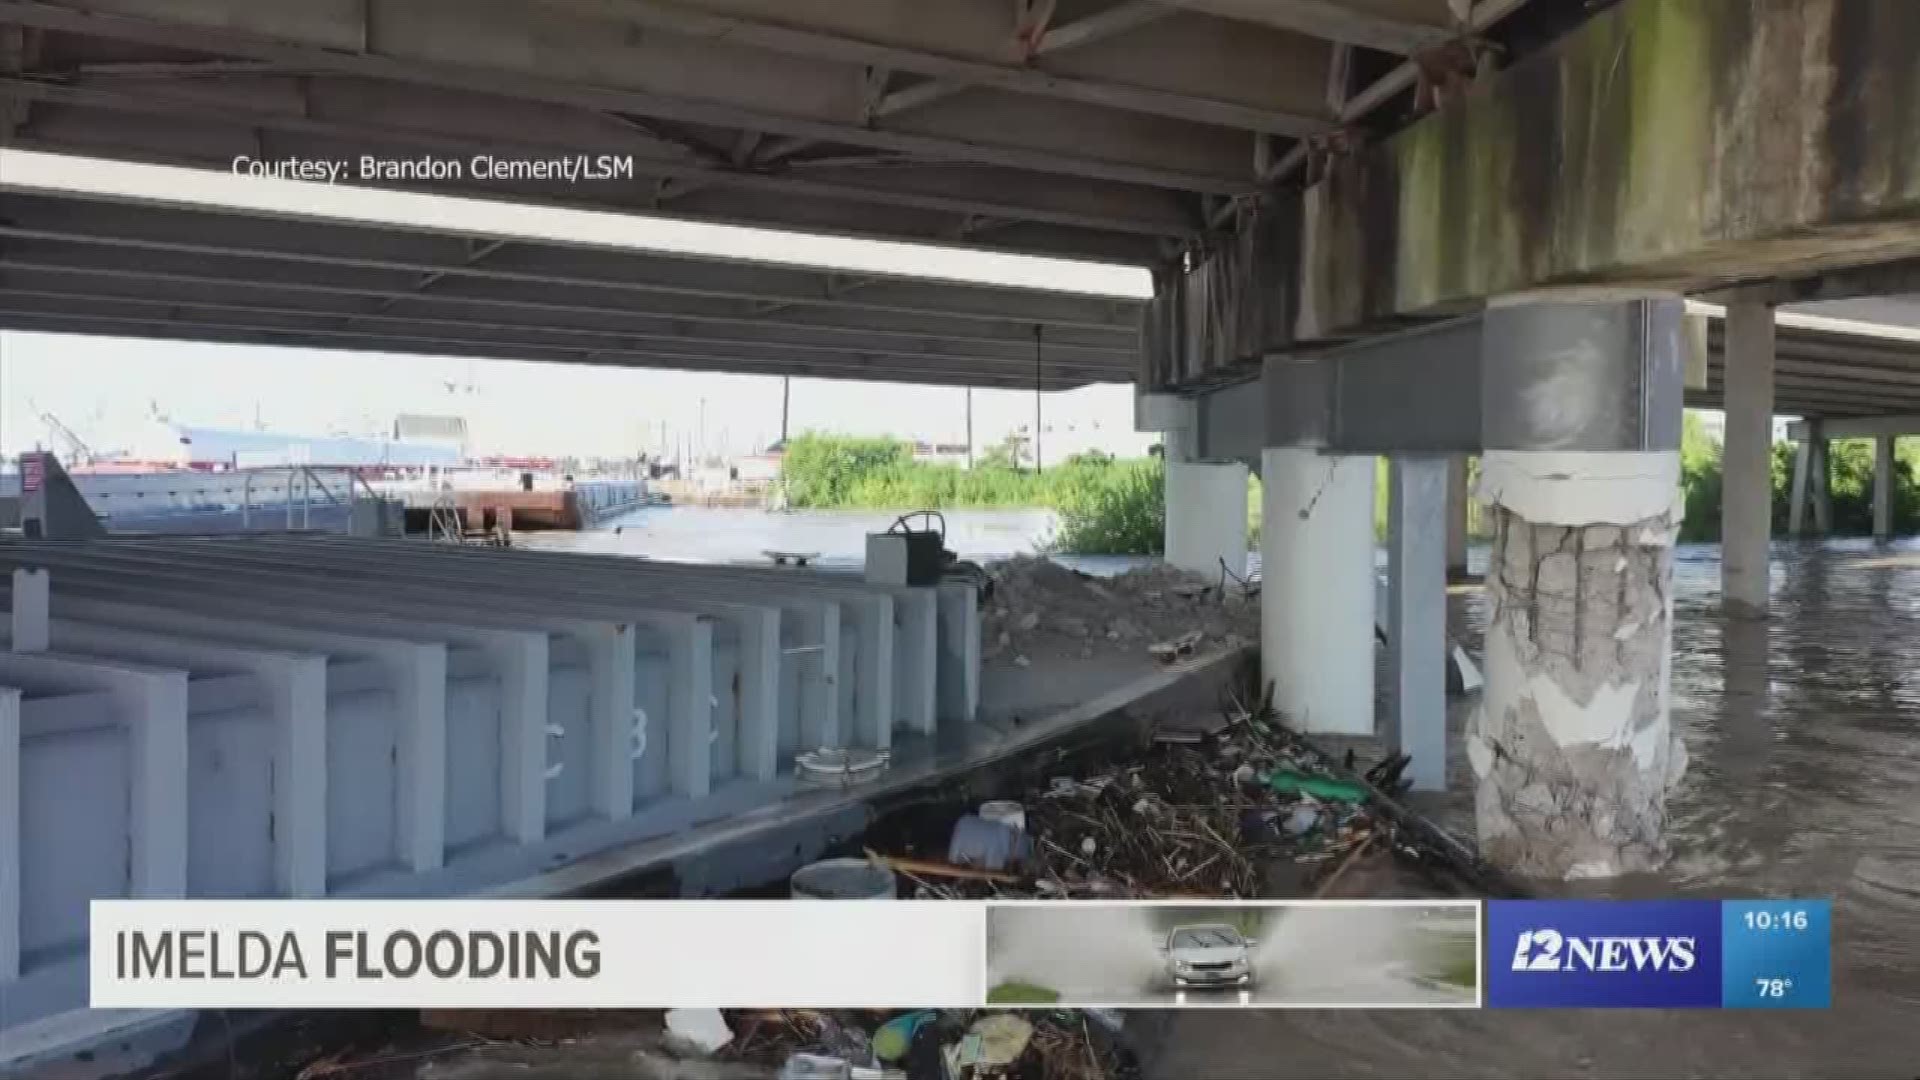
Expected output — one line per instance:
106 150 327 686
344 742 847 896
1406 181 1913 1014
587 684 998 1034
386 471 657 536
5 422 658 537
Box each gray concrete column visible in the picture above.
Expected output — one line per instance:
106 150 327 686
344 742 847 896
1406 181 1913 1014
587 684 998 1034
1387 456 1448 792
1874 435 1896 541
1789 437 1811 537
1811 436 1833 535
1470 295 1689 879
1138 392 1249 577
1445 455 1470 578
1722 295 1775 617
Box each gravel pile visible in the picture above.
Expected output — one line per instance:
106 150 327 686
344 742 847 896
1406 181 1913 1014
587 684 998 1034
979 555 1257 664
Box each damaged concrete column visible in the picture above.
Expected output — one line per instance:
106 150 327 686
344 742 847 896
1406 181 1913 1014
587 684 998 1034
1137 392 1249 578
1261 448 1375 734
1469 295 1690 879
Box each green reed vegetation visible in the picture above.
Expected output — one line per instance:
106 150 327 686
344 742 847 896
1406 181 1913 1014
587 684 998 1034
780 414 1920 557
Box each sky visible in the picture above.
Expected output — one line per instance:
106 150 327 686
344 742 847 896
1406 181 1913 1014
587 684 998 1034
0 149 1155 462
0 331 1151 460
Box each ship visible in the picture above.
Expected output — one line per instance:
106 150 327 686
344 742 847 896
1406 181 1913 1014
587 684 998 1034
2 413 660 537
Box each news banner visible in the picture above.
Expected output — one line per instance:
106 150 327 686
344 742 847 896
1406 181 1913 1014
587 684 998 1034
90 898 1830 1010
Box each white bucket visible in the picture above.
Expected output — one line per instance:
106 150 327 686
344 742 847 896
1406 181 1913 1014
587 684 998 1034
789 858 897 900
979 800 1026 834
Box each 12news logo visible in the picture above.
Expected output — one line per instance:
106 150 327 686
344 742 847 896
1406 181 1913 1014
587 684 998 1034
1486 900 1724 1008
1509 928 1698 974
1489 899 1832 1008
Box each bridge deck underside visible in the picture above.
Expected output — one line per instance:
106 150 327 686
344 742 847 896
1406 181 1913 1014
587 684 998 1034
0 190 1144 389
0 0 1469 266
16 181 1920 412
0 0 1529 392
1692 316 1920 422
8 2 1920 412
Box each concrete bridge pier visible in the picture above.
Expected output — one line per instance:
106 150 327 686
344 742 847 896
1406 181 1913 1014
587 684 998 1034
1873 435 1898 542
1789 425 1834 539
1722 294 1777 617
1385 456 1448 792
1784 417 1911 542
1446 456 1471 579
1259 448 1376 735
1469 295 1691 879
1138 393 1250 579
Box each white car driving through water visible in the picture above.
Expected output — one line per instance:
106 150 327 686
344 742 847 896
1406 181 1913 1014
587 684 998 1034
1161 923 1255 994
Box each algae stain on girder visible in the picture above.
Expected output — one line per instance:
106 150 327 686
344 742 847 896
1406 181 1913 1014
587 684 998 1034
1618 0 1712 267
1824 0 1920 223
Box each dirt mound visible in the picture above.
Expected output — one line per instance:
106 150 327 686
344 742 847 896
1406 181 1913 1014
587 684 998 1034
980 555 1257 664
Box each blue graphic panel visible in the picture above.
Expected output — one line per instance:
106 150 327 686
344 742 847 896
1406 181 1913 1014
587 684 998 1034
1485 900 1723 1008
1721 900 1831 1008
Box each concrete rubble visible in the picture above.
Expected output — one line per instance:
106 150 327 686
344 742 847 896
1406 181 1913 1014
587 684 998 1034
978 556 1257 665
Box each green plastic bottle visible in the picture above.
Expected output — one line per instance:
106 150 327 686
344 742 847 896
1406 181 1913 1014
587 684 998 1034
1263 770 1368 803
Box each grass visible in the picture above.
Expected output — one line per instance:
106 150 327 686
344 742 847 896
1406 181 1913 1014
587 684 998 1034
1424 948 1480 989
986 980 1063 1005
782 408 1920 557
779 432 1168 555
1676 412 1920 541
1409 925 1481 990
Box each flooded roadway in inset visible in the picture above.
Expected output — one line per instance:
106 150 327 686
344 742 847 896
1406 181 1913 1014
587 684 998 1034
985 905 1476 1007
541 513 1920 1076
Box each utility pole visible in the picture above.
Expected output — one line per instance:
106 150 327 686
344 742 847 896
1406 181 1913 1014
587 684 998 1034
781 376 791 444
1032 326 1043 473
965 387 974 469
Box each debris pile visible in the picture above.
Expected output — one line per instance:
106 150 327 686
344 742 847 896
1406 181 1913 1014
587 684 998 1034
724 1007 1139 1080
290 1007 1135 1080
867 704 1417 901
979 557 1256 666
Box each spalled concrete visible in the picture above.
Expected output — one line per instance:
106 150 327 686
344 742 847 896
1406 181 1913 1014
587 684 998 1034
1469 452 1689 879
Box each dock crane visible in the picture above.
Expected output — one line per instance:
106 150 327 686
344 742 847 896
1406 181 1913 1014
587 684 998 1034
31 404 97 469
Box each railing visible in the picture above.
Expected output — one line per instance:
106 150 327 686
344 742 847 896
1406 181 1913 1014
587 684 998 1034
237 465 385 532
427 489 466 543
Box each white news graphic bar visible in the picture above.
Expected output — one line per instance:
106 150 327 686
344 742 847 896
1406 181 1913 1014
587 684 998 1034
92 900 985 1009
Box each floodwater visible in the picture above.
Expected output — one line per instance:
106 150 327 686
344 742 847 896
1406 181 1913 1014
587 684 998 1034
522 504 1060 567
541 510 1920 1076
